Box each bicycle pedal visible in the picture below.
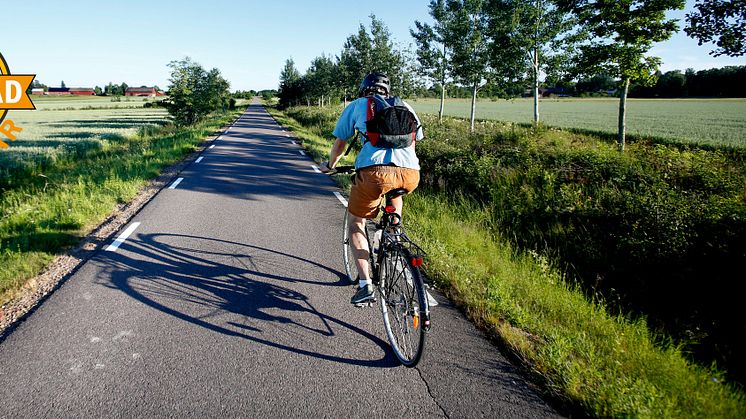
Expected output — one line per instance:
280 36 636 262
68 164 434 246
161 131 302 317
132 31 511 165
354 300 376 308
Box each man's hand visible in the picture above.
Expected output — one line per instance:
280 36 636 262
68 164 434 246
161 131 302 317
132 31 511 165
319 161 333 173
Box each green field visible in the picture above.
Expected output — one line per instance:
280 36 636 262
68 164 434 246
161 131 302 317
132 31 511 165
409 97 746 148
1 97 169 179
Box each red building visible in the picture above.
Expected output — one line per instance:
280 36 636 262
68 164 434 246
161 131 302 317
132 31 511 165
47 87 70 96
46 87 95 96
69 88 95 96
125 87 164 97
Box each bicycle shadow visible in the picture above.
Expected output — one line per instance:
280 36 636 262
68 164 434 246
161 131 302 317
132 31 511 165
97 233 398 368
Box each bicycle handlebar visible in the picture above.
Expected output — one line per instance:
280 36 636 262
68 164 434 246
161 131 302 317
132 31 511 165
327 165 356 175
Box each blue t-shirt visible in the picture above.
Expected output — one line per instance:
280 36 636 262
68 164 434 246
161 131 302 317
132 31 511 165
332 97 424 170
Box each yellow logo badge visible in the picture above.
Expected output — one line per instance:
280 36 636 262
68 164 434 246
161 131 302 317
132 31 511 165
0 53 36 149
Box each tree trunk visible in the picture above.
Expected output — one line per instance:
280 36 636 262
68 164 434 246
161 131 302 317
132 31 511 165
439 44 446 123
470 80 478 133
533 46 540 126
439 83 446 123
617 78 630 152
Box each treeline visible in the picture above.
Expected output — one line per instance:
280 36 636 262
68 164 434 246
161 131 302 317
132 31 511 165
278 15 416 109
631 66 746 98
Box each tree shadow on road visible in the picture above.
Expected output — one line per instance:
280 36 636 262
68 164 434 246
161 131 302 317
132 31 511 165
97 233 398 368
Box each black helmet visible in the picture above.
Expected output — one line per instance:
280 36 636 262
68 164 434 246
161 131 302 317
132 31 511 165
358 72 390 97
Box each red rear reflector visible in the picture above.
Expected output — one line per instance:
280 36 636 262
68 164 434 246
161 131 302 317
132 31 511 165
385 206 396 213
411 258 423 267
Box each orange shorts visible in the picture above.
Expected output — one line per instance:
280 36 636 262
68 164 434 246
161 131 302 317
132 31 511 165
348 165 420 218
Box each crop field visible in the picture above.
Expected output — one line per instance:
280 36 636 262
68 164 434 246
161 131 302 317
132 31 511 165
408 97 746 148
1 97 169 175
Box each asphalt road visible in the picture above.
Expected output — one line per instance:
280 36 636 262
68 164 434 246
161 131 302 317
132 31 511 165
0 102 559 418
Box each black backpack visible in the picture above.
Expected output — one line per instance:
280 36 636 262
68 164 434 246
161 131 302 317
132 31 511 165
361 95 420 149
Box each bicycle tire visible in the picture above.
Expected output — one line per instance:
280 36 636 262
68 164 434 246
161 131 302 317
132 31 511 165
342 210 359 285
378 245 427 367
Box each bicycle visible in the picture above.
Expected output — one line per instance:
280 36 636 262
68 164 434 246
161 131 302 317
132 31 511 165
330 165 430 367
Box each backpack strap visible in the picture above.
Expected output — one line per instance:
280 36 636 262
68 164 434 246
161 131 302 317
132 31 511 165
361 95 380 146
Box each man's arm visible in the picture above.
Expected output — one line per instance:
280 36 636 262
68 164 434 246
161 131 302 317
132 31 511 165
319 138 347 173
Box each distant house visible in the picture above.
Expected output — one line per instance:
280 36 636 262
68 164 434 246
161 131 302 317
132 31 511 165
31 88 45 95
125 87 164 97
46 87 95 96
47 87 70 96
69 88 95 96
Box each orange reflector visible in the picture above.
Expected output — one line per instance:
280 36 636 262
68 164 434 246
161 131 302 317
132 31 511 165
411 258 423 267
384 205 396 213
413 315 419 330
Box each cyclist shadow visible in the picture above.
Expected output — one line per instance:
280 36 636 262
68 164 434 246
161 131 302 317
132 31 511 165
98 232 398 368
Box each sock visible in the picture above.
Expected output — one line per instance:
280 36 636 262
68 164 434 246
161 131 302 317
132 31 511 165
358 279 370 288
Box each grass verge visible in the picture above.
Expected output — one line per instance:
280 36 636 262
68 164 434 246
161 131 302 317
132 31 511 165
0 110 244 304
267 105 746 417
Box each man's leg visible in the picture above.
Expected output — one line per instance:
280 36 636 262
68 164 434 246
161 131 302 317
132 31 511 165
348 212 371 282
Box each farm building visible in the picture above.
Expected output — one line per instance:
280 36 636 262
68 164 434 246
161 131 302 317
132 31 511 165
46 87 70 96
125 87 164 97
47 87 95 96
69 88 95 96
31 88 45 95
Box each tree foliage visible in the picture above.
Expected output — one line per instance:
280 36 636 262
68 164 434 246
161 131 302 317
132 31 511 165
487 0 577 124
277 16 416 108
446 0 495 131
278 58 303 108
558 0 684 150
685 0 746 57
412 0 453 121
339 15 415 100
166 57 231 125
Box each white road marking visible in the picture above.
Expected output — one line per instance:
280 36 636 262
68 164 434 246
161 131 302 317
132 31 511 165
333 192 348 207
311 165 321 173
215 136 222 141
168 178 184 189
298 150 306 156
196 157 204 163
105 222 141 252
285 133 290 137
427 291 439 307
209 145 215 149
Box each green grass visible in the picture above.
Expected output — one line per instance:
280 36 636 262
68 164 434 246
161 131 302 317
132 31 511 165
409 97 746 149
268 104 746 417
0 104 242 304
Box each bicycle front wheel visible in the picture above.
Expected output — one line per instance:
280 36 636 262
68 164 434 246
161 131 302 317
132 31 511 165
378 246 428 367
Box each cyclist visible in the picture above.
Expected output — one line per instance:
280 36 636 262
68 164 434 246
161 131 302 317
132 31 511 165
320 72 424 304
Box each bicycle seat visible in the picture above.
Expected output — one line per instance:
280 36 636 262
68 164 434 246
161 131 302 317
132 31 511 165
385 188 409 199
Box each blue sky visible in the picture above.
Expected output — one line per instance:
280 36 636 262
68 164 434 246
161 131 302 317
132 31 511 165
3 0 744 91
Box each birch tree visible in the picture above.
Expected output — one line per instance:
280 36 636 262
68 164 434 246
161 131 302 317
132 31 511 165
559 0 684 151
447 0 493 132
412 0 453 122
488 0 576 125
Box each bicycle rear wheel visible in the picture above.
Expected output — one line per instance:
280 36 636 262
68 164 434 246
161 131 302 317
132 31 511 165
378 245 427 366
